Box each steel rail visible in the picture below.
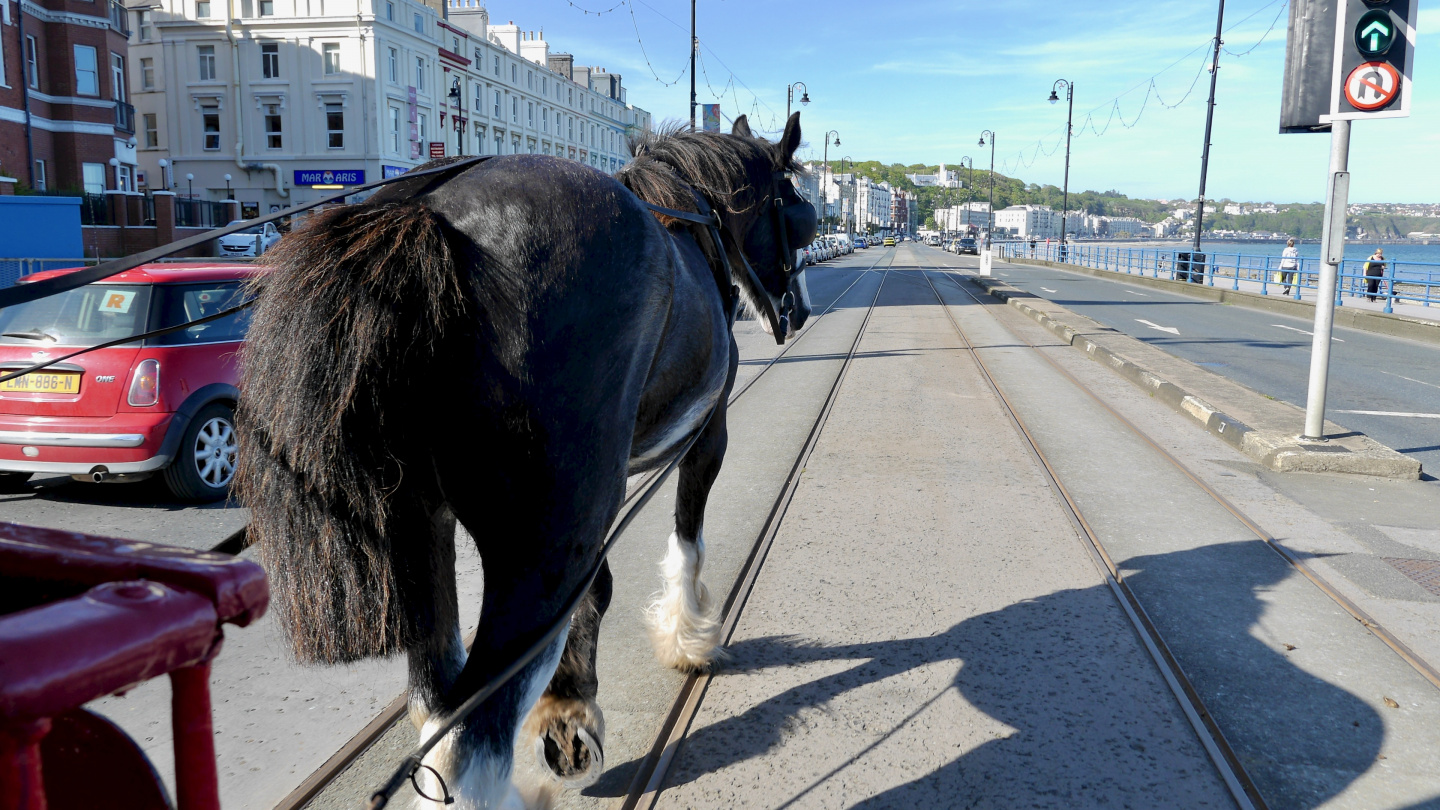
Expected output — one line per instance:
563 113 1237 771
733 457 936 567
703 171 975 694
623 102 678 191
910 259 1263 810
622 252 896 810
260 251 886 810
932 256 1440 695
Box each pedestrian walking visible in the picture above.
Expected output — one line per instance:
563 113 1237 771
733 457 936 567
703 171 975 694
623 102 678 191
1278 238 1299 295
1364 248 1387 302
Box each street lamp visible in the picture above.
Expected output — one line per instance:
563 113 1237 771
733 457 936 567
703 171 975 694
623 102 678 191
108 157 120 191
786 82 810 119
223 173 233 199
448 79 464 155
822 130 840 233
978 131 996 239
1049 79 1074 251
841 155 853 236
157 158 170 190
185 172 194 199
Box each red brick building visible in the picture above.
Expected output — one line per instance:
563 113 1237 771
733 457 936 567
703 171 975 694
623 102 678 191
0 0 135 194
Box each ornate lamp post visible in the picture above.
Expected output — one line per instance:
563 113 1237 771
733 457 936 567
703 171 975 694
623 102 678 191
977 131 996 238
822 130 839 233
1048 79 1074 249
223 173 232 199
185 172 194 199
786 82 810 119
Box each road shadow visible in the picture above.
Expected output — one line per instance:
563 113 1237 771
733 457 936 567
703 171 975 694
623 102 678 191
2 474 239 512
621 542 1390 809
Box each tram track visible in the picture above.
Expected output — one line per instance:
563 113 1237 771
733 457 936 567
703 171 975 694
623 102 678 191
271 250 895 810
906 250 1440 809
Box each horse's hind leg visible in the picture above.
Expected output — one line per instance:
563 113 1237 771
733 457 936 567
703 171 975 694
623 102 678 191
524 560 611 787
406 504 466 735
646 402 729 672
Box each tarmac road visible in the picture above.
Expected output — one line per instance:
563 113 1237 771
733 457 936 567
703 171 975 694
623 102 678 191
972 253 1440 479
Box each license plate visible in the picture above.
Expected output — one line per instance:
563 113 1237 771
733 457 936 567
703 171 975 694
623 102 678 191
0 371 82 394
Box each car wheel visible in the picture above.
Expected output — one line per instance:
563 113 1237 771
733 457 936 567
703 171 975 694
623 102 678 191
0 472 32 493
162 403 238 502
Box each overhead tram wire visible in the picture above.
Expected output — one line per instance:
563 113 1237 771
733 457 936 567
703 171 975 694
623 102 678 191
997 0 1290 175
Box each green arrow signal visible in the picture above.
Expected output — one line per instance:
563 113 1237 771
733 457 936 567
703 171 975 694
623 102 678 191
1355 10 1395 55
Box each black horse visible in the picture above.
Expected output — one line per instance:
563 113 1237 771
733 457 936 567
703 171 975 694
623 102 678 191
235 113 817 807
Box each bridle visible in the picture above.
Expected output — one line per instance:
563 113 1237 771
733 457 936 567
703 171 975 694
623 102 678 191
643 169 807 346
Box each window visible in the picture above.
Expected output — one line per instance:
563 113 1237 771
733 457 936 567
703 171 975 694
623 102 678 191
385 1 393 20
137 10 153 41
325 103 344 148
417 112 426 141
389 107 400 151
141 58 155 90
26 36 40 90
83 163 106 194
202 105 221 150
412 12 423 34
33 160 46 192
474 123 483 154
527 71 532 89
567 117 572 140
196 0 210 17
474 82 482 111
198 45 216 81
511 97 517 123
117 165 134 193
542 107 547 132
111 54 125 101
414 56 424 89
143 113 158 148
493 55 499 76
493 90 500 117
74 45 99 96
388 48 397 83
264 104 282 148
527 102 533 126
511 63 517 83
322 43 340 75
261 43 280 78
259 0 273 15
452 37 459 53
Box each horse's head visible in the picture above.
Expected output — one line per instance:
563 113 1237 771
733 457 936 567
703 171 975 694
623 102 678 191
620 113 818 343
729 113 818 340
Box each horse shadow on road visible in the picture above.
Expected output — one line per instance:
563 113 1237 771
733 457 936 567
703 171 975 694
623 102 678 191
611 542 1418 809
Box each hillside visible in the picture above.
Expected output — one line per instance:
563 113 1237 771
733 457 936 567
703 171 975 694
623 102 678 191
808 161 1440 238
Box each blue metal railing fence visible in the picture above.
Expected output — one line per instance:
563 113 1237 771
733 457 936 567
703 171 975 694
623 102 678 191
996 242 1440 314
1 259 100 290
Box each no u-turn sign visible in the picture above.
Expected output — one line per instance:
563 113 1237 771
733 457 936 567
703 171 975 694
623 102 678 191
1344 61 1401 110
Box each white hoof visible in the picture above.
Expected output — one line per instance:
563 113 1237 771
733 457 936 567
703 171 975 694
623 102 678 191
645 532 723 672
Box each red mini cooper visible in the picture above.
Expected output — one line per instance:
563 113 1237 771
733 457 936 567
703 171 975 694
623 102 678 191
0 263 260 501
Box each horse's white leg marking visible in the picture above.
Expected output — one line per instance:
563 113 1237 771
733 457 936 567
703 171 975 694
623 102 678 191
413 625 570 810
646 531 722 671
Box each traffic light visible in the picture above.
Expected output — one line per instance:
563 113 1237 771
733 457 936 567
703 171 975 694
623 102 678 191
1328 0 1418 120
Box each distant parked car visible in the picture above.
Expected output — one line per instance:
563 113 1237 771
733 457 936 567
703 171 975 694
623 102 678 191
855 237 868 249
0 263 261 501
883 237 896 247
218 220 282 258
957 237 979 255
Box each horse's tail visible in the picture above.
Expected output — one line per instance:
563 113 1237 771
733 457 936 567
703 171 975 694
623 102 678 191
235 200 466 664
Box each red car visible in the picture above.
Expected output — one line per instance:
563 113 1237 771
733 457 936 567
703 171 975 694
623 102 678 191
0 263 260 501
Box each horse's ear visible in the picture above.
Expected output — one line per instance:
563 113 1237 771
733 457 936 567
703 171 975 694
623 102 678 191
779 112 802 162
731 115 752 138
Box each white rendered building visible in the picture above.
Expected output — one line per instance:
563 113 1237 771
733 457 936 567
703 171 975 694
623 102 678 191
128 0 650 213
994 204 1060 239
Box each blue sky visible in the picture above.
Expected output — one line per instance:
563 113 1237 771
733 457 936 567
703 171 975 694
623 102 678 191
496 0 1440 204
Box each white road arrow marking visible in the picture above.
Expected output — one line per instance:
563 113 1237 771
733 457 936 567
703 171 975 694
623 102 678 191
1135 319 1180 335
1041 287 1058 293
1378 370 1440 391
1334 409 1440 420
1124 290 1148 296
1272 324 1344 342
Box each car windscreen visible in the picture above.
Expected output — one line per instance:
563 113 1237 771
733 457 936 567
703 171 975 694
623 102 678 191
0 284 153 348
147 282 252 346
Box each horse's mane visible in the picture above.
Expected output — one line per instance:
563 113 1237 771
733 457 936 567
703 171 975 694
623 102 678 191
618 123 802 228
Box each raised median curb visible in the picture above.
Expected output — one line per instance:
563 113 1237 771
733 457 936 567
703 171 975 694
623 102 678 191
960 271 1422 480
1001 256 1440 348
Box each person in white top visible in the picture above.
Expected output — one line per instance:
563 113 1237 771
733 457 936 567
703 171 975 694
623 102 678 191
1278 238 1300 295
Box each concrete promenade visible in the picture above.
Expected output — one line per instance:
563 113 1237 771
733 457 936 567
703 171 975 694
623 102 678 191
75 244 1440 809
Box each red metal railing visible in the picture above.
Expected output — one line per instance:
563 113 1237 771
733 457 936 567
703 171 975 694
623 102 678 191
0 523 269 810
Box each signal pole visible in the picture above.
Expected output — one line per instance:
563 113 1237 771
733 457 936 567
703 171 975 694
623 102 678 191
689 0 697 129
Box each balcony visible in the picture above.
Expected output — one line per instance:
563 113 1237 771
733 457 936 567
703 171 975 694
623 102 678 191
115 101 135 134
109 0 131 36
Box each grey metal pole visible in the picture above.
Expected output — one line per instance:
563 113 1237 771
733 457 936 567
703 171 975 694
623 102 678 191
988 135 995 236
689 0 696 129
1061 82 1073 247
1192 0 1226 257
1303 119 1351 440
